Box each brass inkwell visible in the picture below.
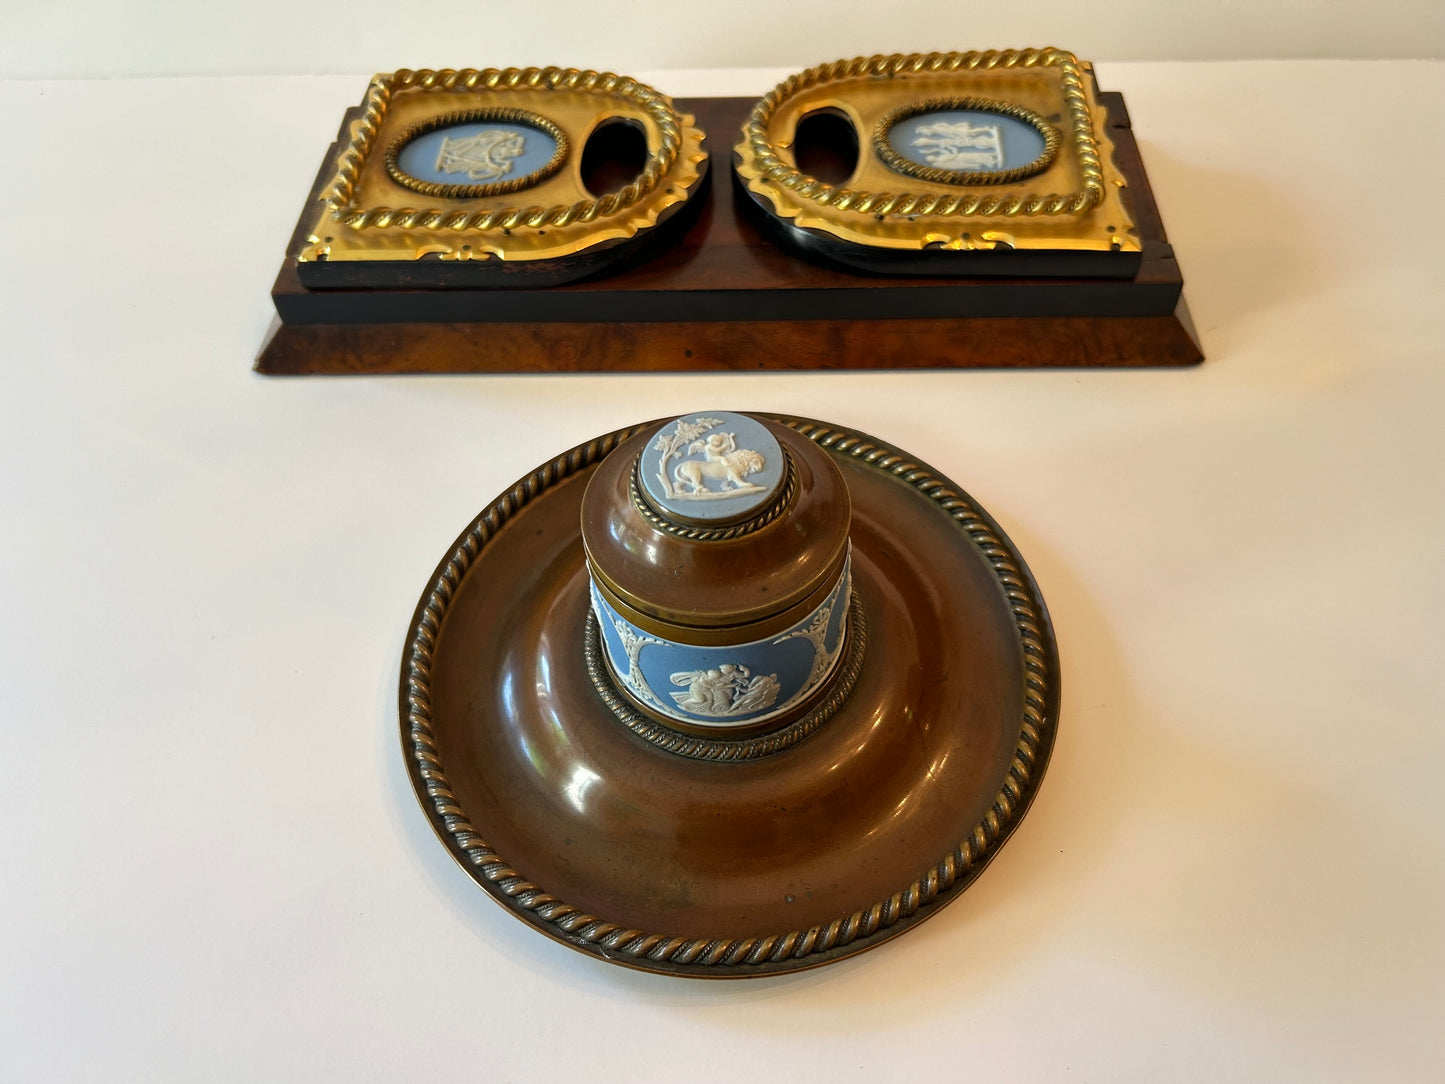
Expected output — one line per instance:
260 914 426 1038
401 413 1060 976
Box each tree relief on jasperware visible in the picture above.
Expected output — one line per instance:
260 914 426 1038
650 417 767 502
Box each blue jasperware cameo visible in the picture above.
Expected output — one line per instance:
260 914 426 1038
386 110 568 195
879 104 1054 182
398 122 559 185
638 412 786 523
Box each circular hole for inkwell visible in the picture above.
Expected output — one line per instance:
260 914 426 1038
790 108 859 185
580 117 651 197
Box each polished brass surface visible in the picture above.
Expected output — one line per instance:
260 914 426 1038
586 544 849 645
580 420 851 632
300 67 709 265
400 417 1059 977
871 97 1060 186
585 592 866 758
733 49 1139 255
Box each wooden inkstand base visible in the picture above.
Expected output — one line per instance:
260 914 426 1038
256 94 1201 374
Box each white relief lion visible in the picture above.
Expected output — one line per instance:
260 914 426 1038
672 431 766 495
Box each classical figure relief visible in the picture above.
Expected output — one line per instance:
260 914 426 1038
911 120 1004 171
650 417 767 502
669 664 781 716
435 129 526 181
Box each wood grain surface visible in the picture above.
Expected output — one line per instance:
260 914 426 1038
258 91 1202 372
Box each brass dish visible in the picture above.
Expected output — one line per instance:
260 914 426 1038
399 417 1059 977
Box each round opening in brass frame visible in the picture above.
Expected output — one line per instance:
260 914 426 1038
872 97 1061 187
385 107 570 199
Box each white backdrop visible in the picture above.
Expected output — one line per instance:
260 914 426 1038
4 0 1444 78
3 45 1445 1084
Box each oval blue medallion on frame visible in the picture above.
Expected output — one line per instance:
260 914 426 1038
385 108 570 199
638 412 787 524
873 97 1060 186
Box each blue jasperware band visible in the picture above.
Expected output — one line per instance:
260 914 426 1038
590 552 852 730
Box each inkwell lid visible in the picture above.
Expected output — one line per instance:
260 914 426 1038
580 411 851 638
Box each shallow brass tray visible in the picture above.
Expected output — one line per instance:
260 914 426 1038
399 417 1059 977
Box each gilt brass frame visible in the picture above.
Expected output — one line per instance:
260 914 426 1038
733 48 1139 256
299 67 709 266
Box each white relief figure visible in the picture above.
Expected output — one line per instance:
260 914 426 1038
435 129 526 181
651 416 725 500
911 120 1004 171
670 431 767 501
669 664 781 717
611 618 668 709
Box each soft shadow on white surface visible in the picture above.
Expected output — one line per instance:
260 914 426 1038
1134 142 1316 351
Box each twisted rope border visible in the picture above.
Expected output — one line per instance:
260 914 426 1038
329 67 684 231
742 48 1103 217
401 418 1057 974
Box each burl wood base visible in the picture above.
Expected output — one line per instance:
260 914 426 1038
257 93 1201 374
256 304 1199 372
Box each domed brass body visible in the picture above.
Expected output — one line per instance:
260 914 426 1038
580 418 851 642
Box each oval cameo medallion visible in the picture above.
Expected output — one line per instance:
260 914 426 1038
386 109 569 198
875 98 1059 186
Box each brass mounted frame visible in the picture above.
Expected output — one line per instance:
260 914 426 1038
299 66 709 267
733 48 1140 257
